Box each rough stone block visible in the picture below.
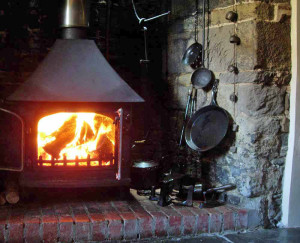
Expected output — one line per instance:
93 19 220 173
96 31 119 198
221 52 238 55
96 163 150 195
236 84 285 117
257 20 291 70
207 25 235 72
274 3 291 22
219 71 291 85
216 83 235 115
178 73 192 86
210 0 235 9
236 21 258 71
171 0 197 19
168 33 194 75
211 2 273 27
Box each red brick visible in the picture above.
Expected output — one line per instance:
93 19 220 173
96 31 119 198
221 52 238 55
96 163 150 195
189 207 209 233
237 209 248 229
140 200 160 212
24 216 41 242
55 204 72 216
137 212 153 239
112 201 130 211
98 202 123 240
42 215 58 243
55 204 74 242
106 212 122 240
7 209 24 243
90 215 107 242
112 201 138 240
58 216 73 243
24 209 42 242
0 225 5 243
85 203 107 241
0 209 9 242
228 206 248 230
71 205 91 241
173 206 197 235
159 206 182 236
206 208 222 233
216 206 235 231
120 212 138 240
150 211 168 237
130 204 153 239
8 223 23 242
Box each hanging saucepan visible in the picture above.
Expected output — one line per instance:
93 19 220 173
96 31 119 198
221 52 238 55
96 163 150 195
185 80 229 151
191 66 214 89
190 0 214 89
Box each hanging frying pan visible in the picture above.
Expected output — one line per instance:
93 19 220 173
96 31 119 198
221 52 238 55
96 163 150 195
185 80 229 151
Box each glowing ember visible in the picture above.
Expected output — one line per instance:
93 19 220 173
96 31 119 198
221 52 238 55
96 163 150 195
38 112 115 165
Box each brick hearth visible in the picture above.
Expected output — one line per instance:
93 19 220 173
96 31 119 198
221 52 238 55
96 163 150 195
0 190 260 242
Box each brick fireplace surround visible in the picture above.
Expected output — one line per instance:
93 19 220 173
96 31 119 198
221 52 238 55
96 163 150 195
0 190 259 242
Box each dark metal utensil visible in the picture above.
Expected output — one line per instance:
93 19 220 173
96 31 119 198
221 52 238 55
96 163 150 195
199 184 236 208
225 11 238 22
185 80 229 151
179 88 197 146
182 0 202 66
230 35 241 45
130 160 159 190
191 67 214 89
182 42 203 65
191 0 214 89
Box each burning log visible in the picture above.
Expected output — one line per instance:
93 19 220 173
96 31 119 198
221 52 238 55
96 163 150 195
43 115 77 158
0 192 6 206
79 121 94 144
96 134 114 156
5 180 19 204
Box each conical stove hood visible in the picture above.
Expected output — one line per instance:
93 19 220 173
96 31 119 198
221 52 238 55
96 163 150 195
8 0 143 103
8 39 144 102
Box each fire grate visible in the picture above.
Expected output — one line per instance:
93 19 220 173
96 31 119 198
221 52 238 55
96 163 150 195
36 154 115 168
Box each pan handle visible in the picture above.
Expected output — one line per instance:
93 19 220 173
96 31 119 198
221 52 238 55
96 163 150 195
210 79 219 106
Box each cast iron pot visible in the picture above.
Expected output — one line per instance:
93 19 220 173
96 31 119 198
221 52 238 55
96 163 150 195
130 160 159 190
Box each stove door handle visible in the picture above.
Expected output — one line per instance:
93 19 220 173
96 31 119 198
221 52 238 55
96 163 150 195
116 108 123 180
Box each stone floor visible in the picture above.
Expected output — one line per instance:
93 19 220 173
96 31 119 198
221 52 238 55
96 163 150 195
139 228 300 243
0 188 260 242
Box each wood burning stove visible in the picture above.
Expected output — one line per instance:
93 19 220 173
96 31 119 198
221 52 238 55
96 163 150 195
0 0 144 190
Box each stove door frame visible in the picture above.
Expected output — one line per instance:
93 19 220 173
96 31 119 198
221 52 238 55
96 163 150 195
6 102 133 188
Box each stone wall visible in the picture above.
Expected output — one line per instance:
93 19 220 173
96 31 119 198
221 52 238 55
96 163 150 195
0 0 292 228
166 0 291 226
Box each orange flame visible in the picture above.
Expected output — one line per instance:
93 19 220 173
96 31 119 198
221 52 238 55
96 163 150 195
38 112 115 165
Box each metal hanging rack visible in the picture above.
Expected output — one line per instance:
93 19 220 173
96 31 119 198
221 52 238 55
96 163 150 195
131 0 170 68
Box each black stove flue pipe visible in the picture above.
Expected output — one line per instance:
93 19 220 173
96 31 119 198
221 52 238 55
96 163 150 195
59 0 90 39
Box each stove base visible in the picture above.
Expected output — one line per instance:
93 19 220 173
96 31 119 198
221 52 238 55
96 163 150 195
20 169 131 188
